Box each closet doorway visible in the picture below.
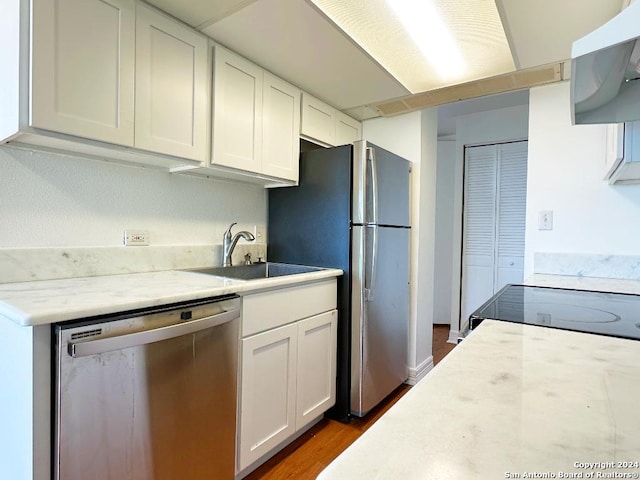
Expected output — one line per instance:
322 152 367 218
460 140 528 325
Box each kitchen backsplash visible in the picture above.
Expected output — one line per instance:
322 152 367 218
534 252 640 280
0 243 267 284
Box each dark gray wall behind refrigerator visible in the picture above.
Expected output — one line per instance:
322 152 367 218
268 144 353 420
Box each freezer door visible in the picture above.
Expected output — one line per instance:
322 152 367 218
354 141 411 227
351 225 410 417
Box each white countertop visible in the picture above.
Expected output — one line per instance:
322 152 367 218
0 267 342 326
318 320 640 480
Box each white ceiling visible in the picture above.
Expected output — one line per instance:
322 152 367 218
145 0 622 115
495 0 622 69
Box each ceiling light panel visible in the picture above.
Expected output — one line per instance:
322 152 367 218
310 0 516 93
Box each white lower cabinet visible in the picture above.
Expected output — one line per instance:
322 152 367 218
239 323 298 470
238 280 337 474
296 311 338 430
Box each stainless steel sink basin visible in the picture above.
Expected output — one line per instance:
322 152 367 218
184 262 325 280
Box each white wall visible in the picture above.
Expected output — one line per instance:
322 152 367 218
433 140 455 325
449 104 529 334
416 109 438 370
362 112 422 163
525 82 640 276
0 146 267 248
363 110 436 381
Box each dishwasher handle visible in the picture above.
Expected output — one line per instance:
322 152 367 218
69 307 240 358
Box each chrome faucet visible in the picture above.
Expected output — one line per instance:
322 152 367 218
222 223 255 267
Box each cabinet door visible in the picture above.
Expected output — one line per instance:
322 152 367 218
262 73 300 181
301 93 335 146
335 111 362 146
31 0 135 145
296 310 337 430
604 123 625 179
135 4 208 161
212 47 263 173
239 323 297 471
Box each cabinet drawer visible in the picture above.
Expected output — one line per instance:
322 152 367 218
242 280 336 337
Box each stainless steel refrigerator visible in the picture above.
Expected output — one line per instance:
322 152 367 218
268 140 411 419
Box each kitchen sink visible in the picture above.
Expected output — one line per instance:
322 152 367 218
184 262 325 280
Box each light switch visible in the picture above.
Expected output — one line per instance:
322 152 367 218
538 211 553 230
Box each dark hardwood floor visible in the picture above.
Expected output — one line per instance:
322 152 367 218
244 325 457 480
433 324 457 365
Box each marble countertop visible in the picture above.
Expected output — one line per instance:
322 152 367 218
0 267 342 326
318 320 640 480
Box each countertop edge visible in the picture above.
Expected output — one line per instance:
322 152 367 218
0 268 343 327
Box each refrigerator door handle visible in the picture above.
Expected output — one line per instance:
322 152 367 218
364 225 378 302
353 141 367 225
367 146 379 225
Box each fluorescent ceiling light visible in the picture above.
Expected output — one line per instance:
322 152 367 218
309 0 516 94
387 0 465 81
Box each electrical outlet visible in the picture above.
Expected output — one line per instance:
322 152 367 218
537 313 552 325
538 211 553 230
123 230 150 246
253 225 266 242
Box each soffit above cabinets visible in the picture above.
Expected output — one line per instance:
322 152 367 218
143 0 258 29
199 0 411 111
143 0 621 118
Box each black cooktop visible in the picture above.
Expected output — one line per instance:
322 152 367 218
469 284 640 340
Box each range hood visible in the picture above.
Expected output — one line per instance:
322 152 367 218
571 1 640 124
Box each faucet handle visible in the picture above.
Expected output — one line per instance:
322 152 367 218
224 222 237 238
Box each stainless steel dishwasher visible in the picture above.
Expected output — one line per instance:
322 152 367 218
53 295 240 480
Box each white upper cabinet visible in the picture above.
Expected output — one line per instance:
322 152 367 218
301 93 361 147
262 73 300 181
301 93 336 146
335 110 362 146
7 0 206 169
135 3 208 161
212 46 263 173
604 121 640 184
211 46 300 183
31 0 136 146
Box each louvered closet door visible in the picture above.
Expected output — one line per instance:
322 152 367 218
495 142 528 291
461 141 528 325
461 145 497 324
